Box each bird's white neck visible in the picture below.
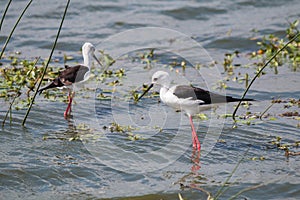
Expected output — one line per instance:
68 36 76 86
83 52 92 69
159 86 169 103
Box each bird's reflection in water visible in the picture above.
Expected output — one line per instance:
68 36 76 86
191 149 201 172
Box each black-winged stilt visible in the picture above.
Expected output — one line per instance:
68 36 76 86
138 71 254 151
38 42 102 117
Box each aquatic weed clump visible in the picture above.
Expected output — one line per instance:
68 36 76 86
0 55 39 97
0 54 64 109
251 20 300 72
216 20 300 92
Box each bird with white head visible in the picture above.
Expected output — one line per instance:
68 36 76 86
138 71 254 151
38 42 102 117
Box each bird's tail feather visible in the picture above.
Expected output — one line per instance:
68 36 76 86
226 96 255 102
38 82 56 95
38 78 63 95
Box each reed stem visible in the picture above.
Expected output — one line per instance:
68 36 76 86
232 32 300 121
0 0 13 32
0 0 33 60
22 0 71 126
2 57 40 127
214 147 250 199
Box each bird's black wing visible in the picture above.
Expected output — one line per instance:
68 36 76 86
173 85 213 104
173 85 254 105
59 65 89 84
38 65 89 94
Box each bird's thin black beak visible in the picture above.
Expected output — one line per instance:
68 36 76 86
93 54 103 67
137 83 154 102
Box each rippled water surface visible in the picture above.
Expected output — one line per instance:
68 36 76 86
1 0 300 199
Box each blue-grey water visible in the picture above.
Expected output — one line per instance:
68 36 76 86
1 0 300 199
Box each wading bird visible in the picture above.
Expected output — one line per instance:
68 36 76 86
137 71 254 151
38 42 102 117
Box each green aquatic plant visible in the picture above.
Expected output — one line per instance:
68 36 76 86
132 83 160 102
105 122 136 133
63 53 74 64
215 21 300 109
97 68 125 84
102 68 125 78
96 92 111 100
99 50 115 67
0 57 43 91
267 136 300 157
127 132 143 141
131 84 158 103
2 57 40 126
257 98 300 126
195 113 208 120
233 31 300 121
251 20 300 72
138 49 155 69
131 89 140 102
103 122 141 141
223 52 236 75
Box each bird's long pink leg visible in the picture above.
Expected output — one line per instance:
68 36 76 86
189 115 201 151
64 91 73 117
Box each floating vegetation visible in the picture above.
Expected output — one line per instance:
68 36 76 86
138 49 156 69
99 50 116 67
42 122 95 142
131 90 140 102
97 68 126 83
215 20 300 96
267 136 300 157
264 98 300 125
251 20 300 72
250 156 265 161
0 55 43 98
103 122 131 133
222 51 240 76
127 132 143 141
96 92 111 100
279 111 299 117
103 122 142 141
195 113 208 120
131 83 160 102
1 55 70 104
232 24 300 121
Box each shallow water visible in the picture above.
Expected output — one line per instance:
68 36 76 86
1 0 300 199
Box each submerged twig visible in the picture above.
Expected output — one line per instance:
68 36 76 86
2 92 20 127
259 101 276 120
188 184 214 200
214 147 250 199
22 0 71 126
2 57 40 127
232 32 300 121
178 193 184 200
0 0 13 32
0 0 33 59
228 176 286 200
